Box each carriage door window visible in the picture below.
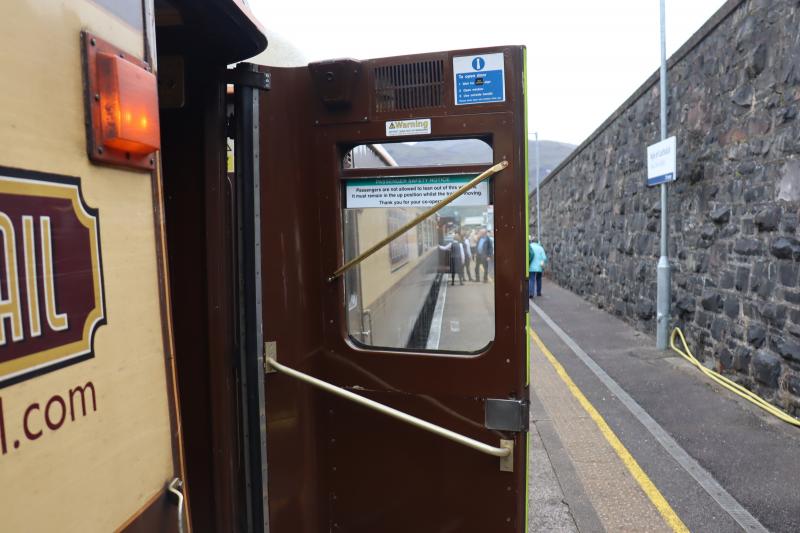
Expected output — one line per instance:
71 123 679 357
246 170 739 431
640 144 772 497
342 140 495 353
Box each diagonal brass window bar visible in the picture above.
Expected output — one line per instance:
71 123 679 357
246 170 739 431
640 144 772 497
328 160 508 282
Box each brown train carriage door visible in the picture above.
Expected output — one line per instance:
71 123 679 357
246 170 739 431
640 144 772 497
260 46 529 532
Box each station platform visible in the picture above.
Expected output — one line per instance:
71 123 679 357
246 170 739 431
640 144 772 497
434 275 495 352
527 283 800 533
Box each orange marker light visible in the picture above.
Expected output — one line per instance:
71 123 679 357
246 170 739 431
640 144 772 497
96 52 160 155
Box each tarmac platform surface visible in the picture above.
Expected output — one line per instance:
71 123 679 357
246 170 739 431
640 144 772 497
527 283 800 533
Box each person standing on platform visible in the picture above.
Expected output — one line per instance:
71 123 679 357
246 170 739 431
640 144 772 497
462 232 473 281
469 229 478 258
529 238 547 298
439 235 465 285
475 228 493 283
488 230 495 278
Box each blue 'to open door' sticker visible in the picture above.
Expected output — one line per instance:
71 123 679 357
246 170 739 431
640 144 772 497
453 53 505 106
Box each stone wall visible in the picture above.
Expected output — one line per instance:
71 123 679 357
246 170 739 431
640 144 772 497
533 0 800 413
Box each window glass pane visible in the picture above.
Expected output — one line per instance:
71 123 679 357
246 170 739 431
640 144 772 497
343 139 492 169
342 175 495 353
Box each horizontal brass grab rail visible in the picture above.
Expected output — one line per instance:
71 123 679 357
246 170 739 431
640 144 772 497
265 356 511 458
329 160 509 282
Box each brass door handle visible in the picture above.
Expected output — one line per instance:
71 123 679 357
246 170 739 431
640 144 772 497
329 161 508 282
265 356 514 471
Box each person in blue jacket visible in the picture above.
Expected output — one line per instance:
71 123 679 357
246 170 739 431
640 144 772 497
529 238 547 298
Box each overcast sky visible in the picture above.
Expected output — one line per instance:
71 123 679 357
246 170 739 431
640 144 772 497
248 0 727 145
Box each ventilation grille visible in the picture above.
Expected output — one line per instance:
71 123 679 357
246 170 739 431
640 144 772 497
374 60 444 113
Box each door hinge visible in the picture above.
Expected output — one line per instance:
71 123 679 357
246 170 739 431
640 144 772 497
227 62 271 90
485 398 529 433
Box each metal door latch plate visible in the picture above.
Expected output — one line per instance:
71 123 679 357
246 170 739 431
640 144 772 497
485 398 529 432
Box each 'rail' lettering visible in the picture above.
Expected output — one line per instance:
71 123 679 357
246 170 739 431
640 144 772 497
0 213 69 345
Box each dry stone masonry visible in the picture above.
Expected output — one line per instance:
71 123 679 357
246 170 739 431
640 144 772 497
533 0 800 413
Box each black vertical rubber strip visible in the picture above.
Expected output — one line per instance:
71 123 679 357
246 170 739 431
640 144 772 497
234 62 269 533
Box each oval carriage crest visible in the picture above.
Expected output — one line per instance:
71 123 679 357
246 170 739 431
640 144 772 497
0 168 106 387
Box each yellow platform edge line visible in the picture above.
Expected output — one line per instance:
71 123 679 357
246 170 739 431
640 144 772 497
530 327 690 533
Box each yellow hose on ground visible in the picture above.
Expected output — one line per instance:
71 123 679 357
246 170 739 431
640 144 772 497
670 328 800 428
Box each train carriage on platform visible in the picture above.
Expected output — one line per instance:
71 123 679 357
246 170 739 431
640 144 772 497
0 1 532 531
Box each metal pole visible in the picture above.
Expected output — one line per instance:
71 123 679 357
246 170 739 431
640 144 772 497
656 0 671 350
535 131 541 243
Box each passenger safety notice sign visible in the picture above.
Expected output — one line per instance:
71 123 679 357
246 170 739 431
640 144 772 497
345 175 489 208
453 53 505 105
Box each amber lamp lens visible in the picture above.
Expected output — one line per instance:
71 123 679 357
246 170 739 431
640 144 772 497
96 53 160 155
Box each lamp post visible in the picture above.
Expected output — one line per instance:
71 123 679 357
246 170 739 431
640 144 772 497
656 0 671 350
534 131 541 243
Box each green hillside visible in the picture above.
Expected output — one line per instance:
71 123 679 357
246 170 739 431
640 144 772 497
380 138 575 194
527 139 576 192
